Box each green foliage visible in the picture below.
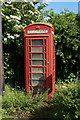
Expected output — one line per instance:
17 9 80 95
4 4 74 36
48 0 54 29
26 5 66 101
2 2 80 84
57 73 77 84
2 84 47 118
51 81 80 119
2 81 80 119
34 81 80 119
2 2 47 86
47 9 80 80
2 2 80 119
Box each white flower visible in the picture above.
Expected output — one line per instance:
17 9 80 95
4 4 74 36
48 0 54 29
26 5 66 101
10 36 15 39
10 15 21 20
15 34 19 37
28 10 34 15
15 24 20 27
7 33 15 39
32 0 36 1
8 19 12 22
7 33 10 36
6 1 12 4
22 0 29 2
4 38 7 41
1 12 4 16
14 24 23 28
34 10 40 14
6 16 9 19
61 85 67 88
31 20 34 23
30 2 34 6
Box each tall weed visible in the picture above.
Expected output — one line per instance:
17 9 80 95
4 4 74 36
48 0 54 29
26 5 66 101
2 84 47 118
50 81 80 119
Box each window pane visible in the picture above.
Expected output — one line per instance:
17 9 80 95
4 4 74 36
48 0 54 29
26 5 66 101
32 74 45 79
32 53 45 59
32 39 43 45
32 67 44 73
32 80 46 86
32 47 43 52
32 60 45 66
32 87 45 93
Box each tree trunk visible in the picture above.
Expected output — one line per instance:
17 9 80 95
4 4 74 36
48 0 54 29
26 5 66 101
0 2 4 95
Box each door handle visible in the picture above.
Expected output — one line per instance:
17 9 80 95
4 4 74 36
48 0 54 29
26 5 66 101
47 61 49 64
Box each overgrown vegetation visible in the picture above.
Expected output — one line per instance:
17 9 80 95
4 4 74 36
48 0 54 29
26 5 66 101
2 2 47 87
1 1 80 119
50 81 80 119
2 2 80 85
2 80 80 119
2 84 48 118
47 10 80 80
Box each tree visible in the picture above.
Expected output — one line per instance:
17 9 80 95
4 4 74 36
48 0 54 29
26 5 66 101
2 2 80 84
47 9 80 80
0 1 4 95
2 1 47 87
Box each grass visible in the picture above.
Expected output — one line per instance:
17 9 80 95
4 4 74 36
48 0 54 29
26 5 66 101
2 84 48 119
2 80 80 119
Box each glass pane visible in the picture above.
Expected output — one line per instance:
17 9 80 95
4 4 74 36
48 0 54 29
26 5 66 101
32 67 44 73
32 47 43 52
32 39 43 45
32 74 45 79
32 87 45 93
32 53 44 59
32 80 46 86
32 60 45 66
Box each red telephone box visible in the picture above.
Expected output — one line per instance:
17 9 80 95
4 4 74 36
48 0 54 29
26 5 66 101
24 22 56 95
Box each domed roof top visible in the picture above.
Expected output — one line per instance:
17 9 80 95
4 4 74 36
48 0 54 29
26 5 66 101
24 22 53 29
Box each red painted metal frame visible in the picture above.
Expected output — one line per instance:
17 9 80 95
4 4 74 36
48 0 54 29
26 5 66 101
24 22 56 95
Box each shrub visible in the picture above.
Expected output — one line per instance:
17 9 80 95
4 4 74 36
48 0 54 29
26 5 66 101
33 80 80 119
2 81 80 119
50 80 80 119
2 84 47 118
